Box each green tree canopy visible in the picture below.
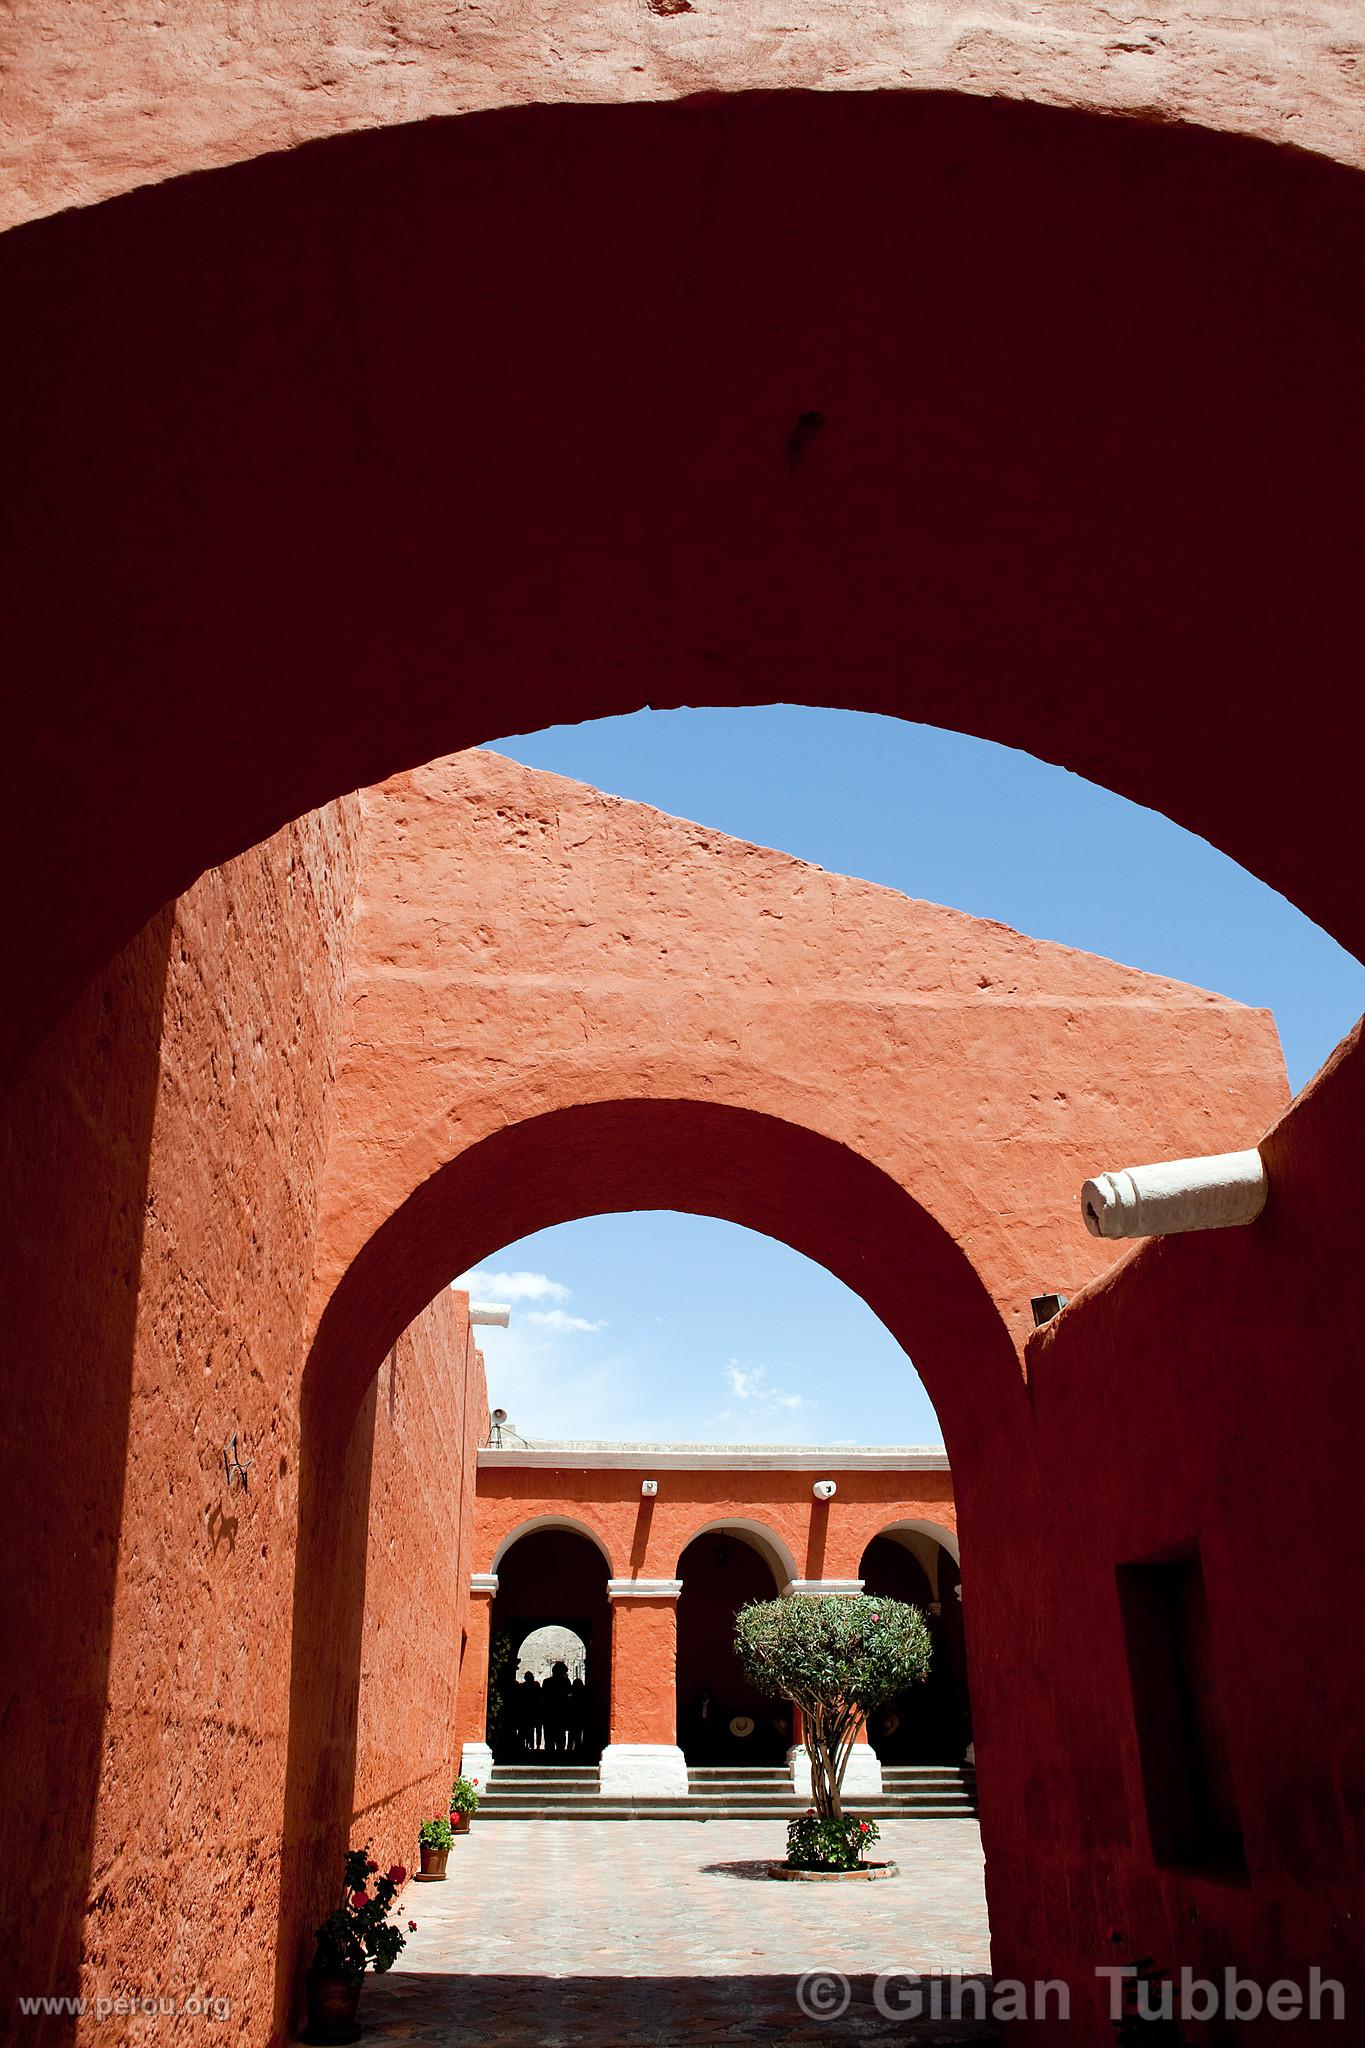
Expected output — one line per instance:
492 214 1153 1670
735 1593 932 1818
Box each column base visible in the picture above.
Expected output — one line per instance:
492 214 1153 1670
787 1745 884 1799
459 1741 494 1790
599 1744 689 1799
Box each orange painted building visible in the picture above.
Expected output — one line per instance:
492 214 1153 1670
460 1428 964 1798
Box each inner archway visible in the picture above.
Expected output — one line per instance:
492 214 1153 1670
490 1530 609 1765
860 1529 970 1764
676 1529 789 1767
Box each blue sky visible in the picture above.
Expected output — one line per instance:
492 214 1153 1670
457 707 1364 1448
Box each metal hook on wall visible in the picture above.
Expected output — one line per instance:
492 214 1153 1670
223 1432 254 1491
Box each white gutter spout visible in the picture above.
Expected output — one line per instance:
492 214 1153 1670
1080 1148 1268 1240
470 1303 511 1327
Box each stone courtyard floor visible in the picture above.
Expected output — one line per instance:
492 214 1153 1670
360 1819 996 2044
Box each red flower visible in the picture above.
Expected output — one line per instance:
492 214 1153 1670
806 1806 816 1817
388 1865 406 1885
350 1889 369 1908
859 1821 870 1833
870 1612 880 1623
365 1859 378 1873
408 1920 417 1932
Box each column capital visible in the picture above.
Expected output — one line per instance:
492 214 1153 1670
782 1577 865 1597
469 1571 499 1596
607 1577 682 1600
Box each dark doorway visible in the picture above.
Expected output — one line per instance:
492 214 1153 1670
489 1530 610 1765
860 1532 970 1762
676 1532 790 1764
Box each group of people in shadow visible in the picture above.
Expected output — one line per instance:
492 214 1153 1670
513 1660 593 1758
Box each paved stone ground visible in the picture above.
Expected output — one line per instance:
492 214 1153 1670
359 1820 997 2044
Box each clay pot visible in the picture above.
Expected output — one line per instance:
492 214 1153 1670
419 1843 450 1877
451 1812 472 1836
303 1969 363 2042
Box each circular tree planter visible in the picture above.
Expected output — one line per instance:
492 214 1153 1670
769 1860 899 1882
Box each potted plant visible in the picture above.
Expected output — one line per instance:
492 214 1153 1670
735 1592 932 1877
449 1774 480 1835
306 1848 413 2042
418 1815 455 1877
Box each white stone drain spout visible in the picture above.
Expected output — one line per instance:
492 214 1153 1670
1080 1148 1268 1239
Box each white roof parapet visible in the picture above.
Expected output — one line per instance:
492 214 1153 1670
477 1442 949 1471
783 1578 865 1597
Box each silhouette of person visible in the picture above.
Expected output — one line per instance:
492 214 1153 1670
517 1670 543 1757
542 1659 572 1760
568 1674 588 1758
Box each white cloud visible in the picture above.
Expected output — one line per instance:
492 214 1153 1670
525 1308 606 1334
723 1358 811 1414
453 1268 570 1305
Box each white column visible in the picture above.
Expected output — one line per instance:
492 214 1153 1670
599 1578 689 1799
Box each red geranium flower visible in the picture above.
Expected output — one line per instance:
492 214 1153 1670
408 1920 417 1932
350 1889 368 1908
859 1821 870 1832
365 1858 378 1873
388 1865 406 1885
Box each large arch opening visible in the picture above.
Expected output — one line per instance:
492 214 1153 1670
274 1096 1015 2026
5 87 1364 1079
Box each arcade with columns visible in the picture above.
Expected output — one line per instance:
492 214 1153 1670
457 1429 967 1801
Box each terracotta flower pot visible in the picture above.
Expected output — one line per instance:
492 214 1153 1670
451 1812 471 1836
303 1968 363 2043
419 1843 450 1877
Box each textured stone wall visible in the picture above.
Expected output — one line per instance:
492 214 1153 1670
474 1463 959 1587
988 1021 1365 2039
4 91 1364 1082
352 1290 487 1877
3 0 1362 228
0 793 490 2044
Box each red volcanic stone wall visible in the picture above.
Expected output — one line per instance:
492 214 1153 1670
0 795 491 2043
990 1023 1365 2041
352 1291 488 1873
0 797 364 2037
474 1463 959 1589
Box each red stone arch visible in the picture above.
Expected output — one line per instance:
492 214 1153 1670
3 88 1364 1079
672 1519 798 1593
274 1092 1020 2020
489 1514 617 1579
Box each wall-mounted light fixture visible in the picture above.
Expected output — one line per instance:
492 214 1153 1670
641 1479 658 1497
813 1479 837 1501
1031 1293 1069 1327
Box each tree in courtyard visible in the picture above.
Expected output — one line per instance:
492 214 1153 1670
735 1593 932 1820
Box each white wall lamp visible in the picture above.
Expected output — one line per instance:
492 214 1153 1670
813 1479 837 1501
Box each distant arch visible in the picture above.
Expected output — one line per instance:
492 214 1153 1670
490 1514 615 1577
674 1519 797 1591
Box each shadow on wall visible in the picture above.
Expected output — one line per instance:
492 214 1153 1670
0 908 174 2042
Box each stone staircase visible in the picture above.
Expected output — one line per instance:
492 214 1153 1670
474 1761 978 1821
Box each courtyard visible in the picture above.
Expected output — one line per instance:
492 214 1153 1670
364 1819 994 2044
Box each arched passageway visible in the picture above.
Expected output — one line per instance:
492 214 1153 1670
277 1095 1018 2021
860 1531 970 1764
675 1530 789 1766
489 1530 610 1765
4 86 1364 1079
